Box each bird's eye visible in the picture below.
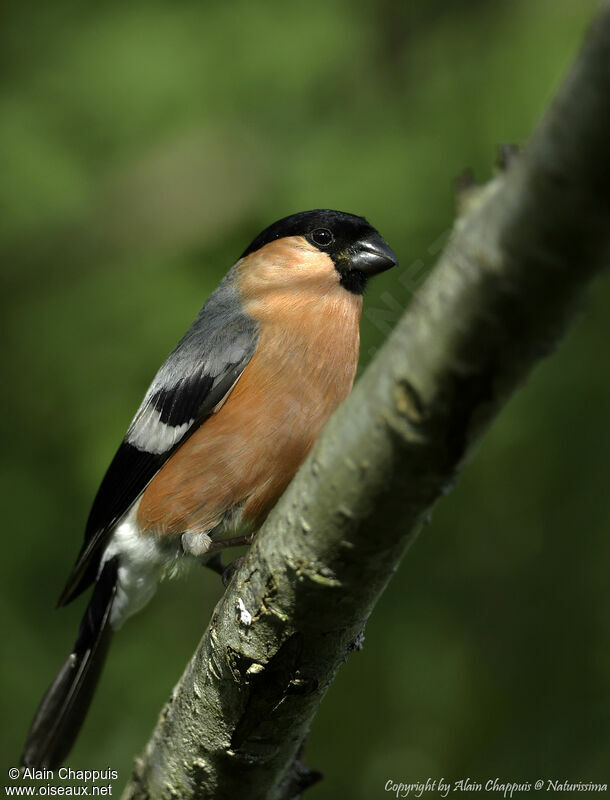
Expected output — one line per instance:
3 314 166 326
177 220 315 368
310 228 334 248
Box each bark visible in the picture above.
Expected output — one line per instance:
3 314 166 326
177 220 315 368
122 6 610 799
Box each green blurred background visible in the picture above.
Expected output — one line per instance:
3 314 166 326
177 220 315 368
2 0 608 795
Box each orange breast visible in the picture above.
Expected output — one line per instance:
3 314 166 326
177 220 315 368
137 241 362 539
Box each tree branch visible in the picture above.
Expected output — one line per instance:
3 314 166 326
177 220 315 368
122 6 610 799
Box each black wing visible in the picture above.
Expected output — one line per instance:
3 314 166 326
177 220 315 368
58 281 258 606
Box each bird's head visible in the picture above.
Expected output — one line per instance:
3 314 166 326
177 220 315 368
238 209 398 297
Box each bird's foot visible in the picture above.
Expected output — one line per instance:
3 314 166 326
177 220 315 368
203 553 246 587
221 556 246 587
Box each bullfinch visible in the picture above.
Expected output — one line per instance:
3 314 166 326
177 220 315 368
21 209 398 769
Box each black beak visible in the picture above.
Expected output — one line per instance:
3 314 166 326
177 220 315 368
351 233 398 276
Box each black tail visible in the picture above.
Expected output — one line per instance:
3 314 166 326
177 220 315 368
21 557 119 769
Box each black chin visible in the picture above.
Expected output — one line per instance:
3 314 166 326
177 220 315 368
339 269 368 295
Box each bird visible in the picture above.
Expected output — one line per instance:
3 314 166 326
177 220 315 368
21 208 398 769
